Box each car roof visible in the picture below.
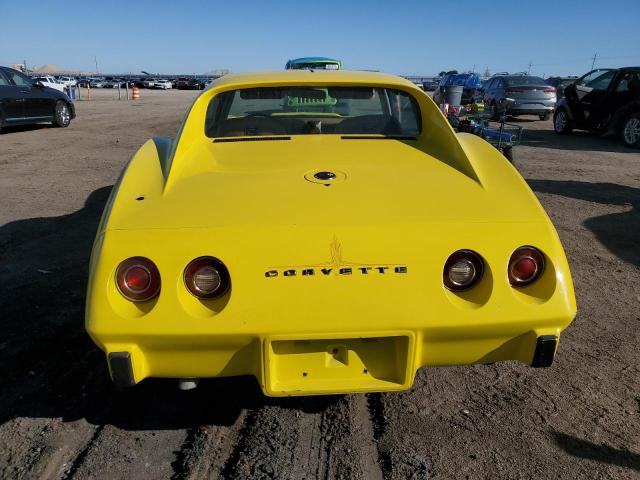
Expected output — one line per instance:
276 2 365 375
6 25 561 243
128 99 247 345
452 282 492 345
211 70 415 89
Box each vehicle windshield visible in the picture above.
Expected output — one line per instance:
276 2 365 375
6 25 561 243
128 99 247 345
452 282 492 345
205 86 421 138
503 76 547 86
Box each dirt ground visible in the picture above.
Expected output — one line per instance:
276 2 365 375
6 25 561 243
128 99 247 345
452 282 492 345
1 88 638 480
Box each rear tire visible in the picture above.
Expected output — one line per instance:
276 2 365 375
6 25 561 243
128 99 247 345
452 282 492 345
539 113 550 121
553 108 572 134
620 112 640 148
52 101 71 128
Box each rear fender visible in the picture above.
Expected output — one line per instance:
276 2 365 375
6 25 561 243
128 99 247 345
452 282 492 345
100 137 172 233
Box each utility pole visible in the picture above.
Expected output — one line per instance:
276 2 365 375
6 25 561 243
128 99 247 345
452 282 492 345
591 52 598 70
472 64 476 73
94 56 99 75
527 61 532 74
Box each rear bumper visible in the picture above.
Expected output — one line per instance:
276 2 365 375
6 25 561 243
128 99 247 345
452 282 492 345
100 326 562 396
88 226 575 396
508 101 555 115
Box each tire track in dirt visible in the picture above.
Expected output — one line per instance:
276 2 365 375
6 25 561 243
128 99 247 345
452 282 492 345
61 424 104 479
170 410 247 479
366 394 392 479
219 394 378 479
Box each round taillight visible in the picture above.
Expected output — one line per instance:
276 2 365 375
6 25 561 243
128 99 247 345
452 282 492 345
116 257 161 302
184 257 230 298
443 250 484 291
508 246 545 286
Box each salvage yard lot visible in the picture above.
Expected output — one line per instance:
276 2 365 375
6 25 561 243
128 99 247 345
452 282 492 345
1 88 638 479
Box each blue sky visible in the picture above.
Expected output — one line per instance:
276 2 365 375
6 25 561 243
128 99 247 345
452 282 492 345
0 0 638 77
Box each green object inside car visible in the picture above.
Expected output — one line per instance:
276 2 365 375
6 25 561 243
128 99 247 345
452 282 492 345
287 89 338 108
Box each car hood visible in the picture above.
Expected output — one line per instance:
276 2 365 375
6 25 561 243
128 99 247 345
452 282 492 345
107 136 548 232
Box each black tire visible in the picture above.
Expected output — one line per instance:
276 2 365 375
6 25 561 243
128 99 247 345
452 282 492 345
553 108 573 134
539 113 550 121
620 112 640 148
53 101 71 128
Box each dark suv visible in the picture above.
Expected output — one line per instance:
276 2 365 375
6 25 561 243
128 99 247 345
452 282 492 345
554 67 640 148
0 66 75 131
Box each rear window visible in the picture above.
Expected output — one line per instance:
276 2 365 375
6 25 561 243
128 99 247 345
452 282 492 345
205 86 422 138
504 76 546 86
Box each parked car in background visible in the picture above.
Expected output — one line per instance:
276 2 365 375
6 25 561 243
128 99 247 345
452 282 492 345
545 76 578 99
154 79 173 89
176 77 205 89
421 78 439 91
102 79 119 88
432 73 483 105
31 75 66 93
142 78 157 88
472 79 491 103
79 77 105 88
57 76 77 87
0 66 75 131
285 57 341 70
554 67 640 148
482 74 556 120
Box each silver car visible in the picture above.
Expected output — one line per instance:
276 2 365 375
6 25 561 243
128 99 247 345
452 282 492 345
482 74 557 120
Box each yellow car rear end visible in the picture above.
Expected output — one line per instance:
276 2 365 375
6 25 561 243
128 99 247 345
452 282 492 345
86 70 576 396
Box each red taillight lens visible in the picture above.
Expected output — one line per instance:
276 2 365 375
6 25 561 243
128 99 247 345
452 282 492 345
184 257 230 298
508 246 545 287
116 257 161 302
443 250 484 291
544 88 556 93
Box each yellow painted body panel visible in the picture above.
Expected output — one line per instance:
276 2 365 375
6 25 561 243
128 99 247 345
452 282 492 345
86 70 577 396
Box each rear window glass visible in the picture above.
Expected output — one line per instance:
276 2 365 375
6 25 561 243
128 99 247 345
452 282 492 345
503 76 546 86
205 86 421 138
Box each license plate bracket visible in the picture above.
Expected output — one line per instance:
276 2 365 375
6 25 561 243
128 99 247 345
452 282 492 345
264 333 414 395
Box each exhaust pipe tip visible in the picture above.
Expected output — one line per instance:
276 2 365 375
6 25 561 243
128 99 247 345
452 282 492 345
178 378 199 390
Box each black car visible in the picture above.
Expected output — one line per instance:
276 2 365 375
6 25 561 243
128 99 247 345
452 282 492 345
554 67 640 148
0 66 75 131
421 78 439 91
545 76 578 99
177 77 206 90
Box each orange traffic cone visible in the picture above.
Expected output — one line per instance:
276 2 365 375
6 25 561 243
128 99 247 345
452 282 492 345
132 86 140 100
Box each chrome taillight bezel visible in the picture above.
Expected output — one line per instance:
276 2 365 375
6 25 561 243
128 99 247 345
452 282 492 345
184 256 230 298
443 249 484 291
115 256 161 302
508 246 545 287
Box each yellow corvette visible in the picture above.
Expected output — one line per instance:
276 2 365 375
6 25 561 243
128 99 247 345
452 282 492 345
86 70 576 396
